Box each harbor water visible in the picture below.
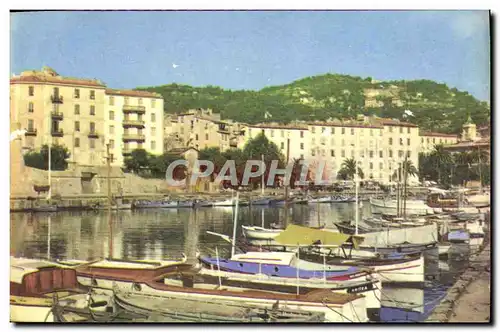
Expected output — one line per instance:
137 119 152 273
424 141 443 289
10 203 481 323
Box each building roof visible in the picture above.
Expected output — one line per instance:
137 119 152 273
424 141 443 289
308 121 382 129
443 139 490 150
420 131 459 138
105 88 163 99
10 74 106 88
376 118 418 128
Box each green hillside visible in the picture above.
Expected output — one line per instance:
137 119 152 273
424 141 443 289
136 73 490 134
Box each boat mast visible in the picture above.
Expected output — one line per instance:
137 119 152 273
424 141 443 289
403 153 408 221
231 191 240 257
106 143 113 259
284 138 290 227
47 123 52 200
355 135 359 235
261 154 265 196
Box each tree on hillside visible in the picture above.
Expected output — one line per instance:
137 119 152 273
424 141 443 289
124 149 149 174
24 144 70 171
242 132 285 166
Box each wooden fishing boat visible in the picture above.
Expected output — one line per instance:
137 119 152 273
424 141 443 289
73 257 190 290
72 261 368 322
197 267 382 319
308 196 333 203
10 257 86 323
250 198 272 205
133 200 179 209
114 287 326 322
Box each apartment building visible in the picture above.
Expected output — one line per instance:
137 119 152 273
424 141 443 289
105 89 164 166
243 123 310 161
419 131 459 154
167 109 245 151
10 66 107 166
10 67 165 167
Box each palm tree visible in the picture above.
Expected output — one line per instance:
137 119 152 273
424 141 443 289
392 160 418 181
430 145 453 184
338 158 364 181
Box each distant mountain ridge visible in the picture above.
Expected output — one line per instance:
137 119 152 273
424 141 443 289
137 73 490 134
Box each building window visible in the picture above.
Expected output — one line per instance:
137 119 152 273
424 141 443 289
90 122 95 133
89 139 95 149
270 130 274 137
281 130 285 138
341 150 345 157
27 119 34 130
90 105 95 115
440 138 443 143
389 138 393 145
109 125 114 134
407 138 411 146
370 162 373 170
28 86 34 96
400 138 403 145
28 102 34 113
331 127 335 135
389 150 393 158
331 149 335 157
300 131 304 138
360 150 364 158
109 111 114 120
341 128 345 135
90 90 95 100
300 154 304 159
151 141 156 149
124 97 129 105
151 127 156 135
311 127 316 134
369 151 374 158
109 96 114 106
74 89 80 99
109 139 115 148
433 138 436 144
151 113 156 122
351 128 355 135
399 150 404 158
151 99 156 108
389 127 393 133
138 98 143 105
399 127 403 134
407 151 411 158
407 127 411 134
312 150 316 156
74 137 80 148
300 143 304 150
421 138 424 144
322 127 326 134
195 134 199 140
205 133 209 140
281 142 284 149
75 121 80 132
379 162 383 170
74 104 80 115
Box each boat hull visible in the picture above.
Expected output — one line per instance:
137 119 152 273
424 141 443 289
242 226 282 240
370 198 434 216
10 297 54 323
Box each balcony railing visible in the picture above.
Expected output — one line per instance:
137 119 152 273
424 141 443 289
51 129 64 137
51 111 64 120
122 119 146 128
51 95 64 104
88 131 99 138
122 133 146 142
25 128 37 136
122 105 146 114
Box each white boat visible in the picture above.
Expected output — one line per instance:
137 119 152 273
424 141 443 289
465 193 490 207
241 225 283 240
10 257 83 323
381 287 425 313
198 267 382 313
133 200 179 208
370 198 435 216
212 199 235 207
308 196 333 203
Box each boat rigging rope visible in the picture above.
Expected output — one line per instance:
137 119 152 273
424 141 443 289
321 299 353 322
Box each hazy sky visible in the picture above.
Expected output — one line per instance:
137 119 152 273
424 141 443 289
11 11 490 101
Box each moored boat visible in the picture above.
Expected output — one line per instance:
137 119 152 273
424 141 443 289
241 225 282 240
370 198 434 216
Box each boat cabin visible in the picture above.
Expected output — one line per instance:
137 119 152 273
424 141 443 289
10 258 79 297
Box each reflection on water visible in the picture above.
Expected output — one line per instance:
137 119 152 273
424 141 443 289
10 202 474 322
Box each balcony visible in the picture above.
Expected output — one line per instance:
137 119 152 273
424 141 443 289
51 111 64 120
122 148 132 156
122 105 146 114
51 95 64 104
51 129 64 137
25 128 37 136
122 119 145 128
88 131 99 138
122 133 146 142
